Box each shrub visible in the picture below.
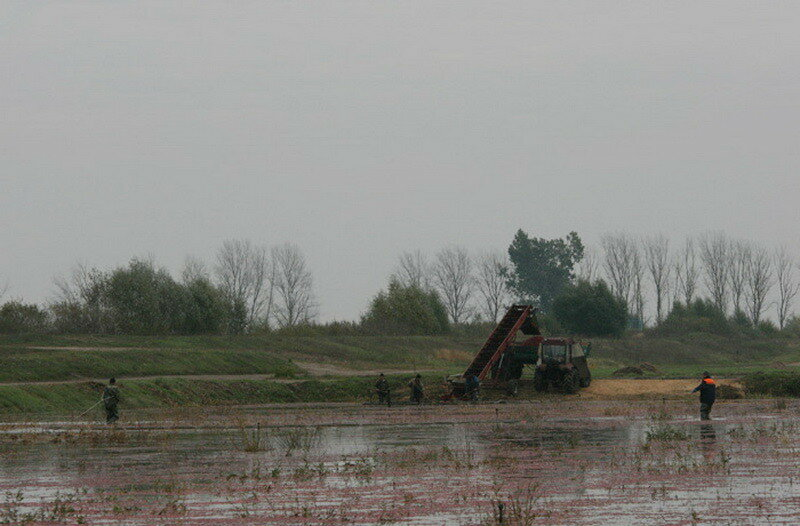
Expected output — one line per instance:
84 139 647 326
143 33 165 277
361 280 450 335
50 259 242 335
741 372 800 397
0 301 50 334
782 316 800 338
537 312 563 336
757 319 779 336
652 298 733 337
551 279 627 337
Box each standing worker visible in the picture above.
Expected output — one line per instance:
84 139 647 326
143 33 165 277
409 374 424 405
375 373 391 406
102 377 120 424
465 374 480 401
691 371 716 421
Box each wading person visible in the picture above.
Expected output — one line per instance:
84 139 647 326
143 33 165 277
375 373 391 406
465 374 480 401
409 374 424 405
102 377 120 424
691 371 716 421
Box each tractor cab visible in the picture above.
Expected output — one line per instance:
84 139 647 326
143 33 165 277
534 338 592 393
540 341 569 364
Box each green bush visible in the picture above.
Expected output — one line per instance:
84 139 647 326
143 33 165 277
652 298 734 337
551 279 627 337
742 372 800 397
537 312 564 336
782 316 800 338
50 259 242 335
361 280 450 335
0 301 50 334
757 319 779 336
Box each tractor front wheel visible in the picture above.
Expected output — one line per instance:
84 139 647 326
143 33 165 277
533 370 548 392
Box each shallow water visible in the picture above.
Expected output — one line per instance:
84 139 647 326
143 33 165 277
1 400 799 524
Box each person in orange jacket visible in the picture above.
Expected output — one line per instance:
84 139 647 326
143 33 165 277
691 371 716 421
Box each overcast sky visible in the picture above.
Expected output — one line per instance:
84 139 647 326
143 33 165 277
2 1 799 321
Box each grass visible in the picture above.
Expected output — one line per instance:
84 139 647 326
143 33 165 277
0 374 447 414
0 334 481 382
0 347 302 383
1 331 800 413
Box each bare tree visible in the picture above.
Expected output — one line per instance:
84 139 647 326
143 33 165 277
698 232 730 313
774 248 799 329
744 243 773 325
631 244 646 327
475 251 511 323
600 233 636 307
674 237 700 307
392 250 431 290
431 246 474 324
728 241 750 314
576 248 600 283
181 255 209 284
53 263 111 332
643 235 671 323
214 239 274 329
272 243 317 328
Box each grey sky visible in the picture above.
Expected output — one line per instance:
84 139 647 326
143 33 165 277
2 1 799 321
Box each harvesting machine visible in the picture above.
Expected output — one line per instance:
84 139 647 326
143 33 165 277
452 305 592 396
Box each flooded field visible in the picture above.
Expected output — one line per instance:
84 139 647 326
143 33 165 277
1 399 799 525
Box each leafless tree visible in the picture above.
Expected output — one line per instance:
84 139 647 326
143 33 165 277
576 248 600 283
631 244 646 326
392 250 431 290
744 243 773 325
181 255 209 284
674 237 700 307
643 235 671 323
698 232 730 313
53 263 111 332
272 243 317 328
431 246 474 324
214 239 274 329
728 241 750 314
600 233 636 306
774 248 799 329
475 251 511 323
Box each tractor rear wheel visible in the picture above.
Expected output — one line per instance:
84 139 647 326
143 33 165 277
561 370 580 394
580 375 592 388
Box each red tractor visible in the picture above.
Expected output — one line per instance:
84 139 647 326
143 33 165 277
452 305 592 396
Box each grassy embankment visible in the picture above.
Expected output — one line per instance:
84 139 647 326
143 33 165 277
1 332 799 414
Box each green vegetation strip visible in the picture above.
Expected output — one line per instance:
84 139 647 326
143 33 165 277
0 375 442 414
0 348 301 383
741 372 800 397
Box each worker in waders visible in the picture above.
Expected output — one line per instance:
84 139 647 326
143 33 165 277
102 377 120 424
691 372 716 421
409 374 424 405
375 373 391 406
465 374 480 401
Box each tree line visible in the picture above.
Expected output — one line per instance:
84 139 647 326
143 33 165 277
0 240 316 334
0 230 798 337
368 229 799 336
591 232 799 330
